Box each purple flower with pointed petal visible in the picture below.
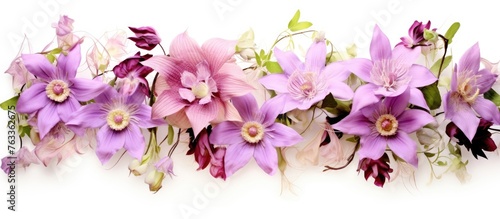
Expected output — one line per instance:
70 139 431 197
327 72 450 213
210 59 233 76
129 26 162 50
335 90 435 167
344 25 437 112
113 52 153 96
397 20 433 48
16 44 107 139
444 43 500 141
66 87 164 164
210 94 303 176
259 40 354 113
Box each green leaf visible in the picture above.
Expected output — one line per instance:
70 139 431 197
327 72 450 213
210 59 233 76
254 51 262 66
346 136 359 143
424 152 435 158
167 125 174 145
444 22 460 44
484 89 500 106
321 93 338 109
437 160 448 166
49 47 62 55
46 53 56 63
419 83 441 110
19 125 31 138
0 96 19 110
430 56 452 75
289 21 313 32
265 61 283 73
288 10 301 29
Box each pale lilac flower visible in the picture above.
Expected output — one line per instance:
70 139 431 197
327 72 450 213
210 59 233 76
16 44 107 139
142 32 254 135
444 43 500 141
129 26 162 50
52 15 80 53
210 94 303 176
335 90 435 167
53 15 74 36
113 52 153 96
1 147 39 174
66 87 164 164
155 156 175 177
260 40 353 113
5 37 35 93
397 20 433 48
344 25 437 112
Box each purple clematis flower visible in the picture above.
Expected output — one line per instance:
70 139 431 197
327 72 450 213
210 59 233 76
209 94 303 176
444 43 500 142
344 25 437 112
259 40 354 113
16 44 107 139
113 52 153 96
335 90 435 167
397 20 433 49
66 87 164 164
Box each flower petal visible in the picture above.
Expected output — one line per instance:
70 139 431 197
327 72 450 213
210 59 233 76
358 133 387 161
266 123 303 146
370 25 392 62
458 43 480 73
409 87 430 110
21 54 56 80
215 72 254 101
38 102 61 139
392 45 420 69
259 73 289 94
343 58 373 83
185 101 218 136
70 78 108 101
408 65 437 88
476 69 497 94
169 32 204 71
253 139 278 175
398 109 435 133
16 83 50 114
202 38 236 73
472 97 500 124
231 93 258 122
387 132 418 167
66 103 106 135
180 71 197 88
57 96 81 122
322 62 351 82
334 111 372 136
260 94 288 124
351 83 380 112
274 47 304 76
96 126 125 164
134 104 165 128
179 88 195 102
305 40 326 73
444 92 480 141
210 121 244 145
123 124 145 160
141 55 185 89
152 90 186 119
328 81 354 101
384 89 410 117
57 44 81 79
224 142 254 177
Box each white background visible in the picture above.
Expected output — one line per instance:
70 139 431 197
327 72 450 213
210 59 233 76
2 0 500 218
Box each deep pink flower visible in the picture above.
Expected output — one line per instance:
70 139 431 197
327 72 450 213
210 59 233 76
357 153 393 187
142 32 254 135
66 88 164 164
397 20 433 48
444 43 500 141
129 26 162 50
209 147 226 180
335 90 435 167
446 118 497 159
16 44 107 139
259 40 353 113
210 94 303 176
187 127 227 180
344 25 437 112
113 52 153 95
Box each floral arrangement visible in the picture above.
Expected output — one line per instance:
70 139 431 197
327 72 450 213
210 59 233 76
2 11 499 192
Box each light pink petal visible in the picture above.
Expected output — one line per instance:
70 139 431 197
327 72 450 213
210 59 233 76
451 65 458 92
21 54 56 80
358 133 387 161
210 121 244 145
180 71 197 88
274 47 304 76
444 93 479 141
152 90 187 119
472 97 500 124
38 102 61 139
57 96 81 122
179 88 195 102
392 45 420 69
370 25 392 62
253 139 278 175
142 56 184 88
305 40 326 73
202 38 236 73
351 83 380 112
66 103 106 135
408 65 437 88
328 81 354 101
134 105 165 128
322 62 351 81
387 132 418 167
195 62 211 80
266 123 303 146
185 101 218 136
409 88 430 110
96 126 125 164
169 32 204 71
70 78 108 101
334 111 372 136
259 73 289 94
373 83 408 97
123 124 145 160
231 93 258 122
458 43 480 73
384 89 410 117
215 73 254 101
57 43 81 79
199 95 212 105
224 142 254 177
476 69 497 94
398 109 435 133
343 58 373 83
16 83 50 114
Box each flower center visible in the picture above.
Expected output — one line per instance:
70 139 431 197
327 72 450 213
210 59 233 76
46 80 70 102
192 82 209 99
241 121 264 143
458 77 480 104
288 71 323 101
370 60 410 91
375 114 398 136
107 109 130 131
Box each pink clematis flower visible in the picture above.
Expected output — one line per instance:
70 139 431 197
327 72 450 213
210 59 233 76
210 94 303 176
397 20 433 49
335 90 435 167
142 32 254 135
66 87 164 164
259 40 354 113
16 44 107 139
444 43 500 141
344 25 437 112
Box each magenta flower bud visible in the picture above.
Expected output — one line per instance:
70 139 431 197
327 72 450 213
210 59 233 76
357 153 393 187
128 26 162 50
446 119 497 159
